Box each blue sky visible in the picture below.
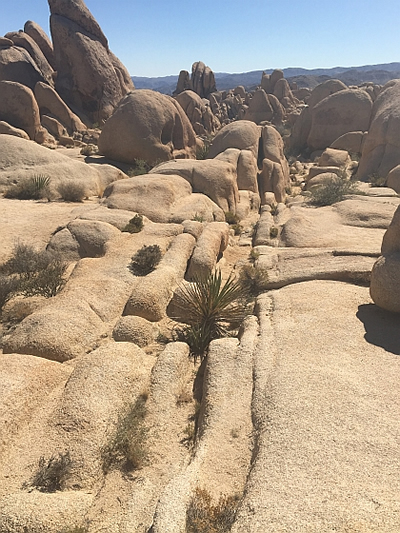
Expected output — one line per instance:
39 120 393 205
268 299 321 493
2 0 400 77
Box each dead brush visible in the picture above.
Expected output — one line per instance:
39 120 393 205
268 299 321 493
25 452 73 492
186 487 240 533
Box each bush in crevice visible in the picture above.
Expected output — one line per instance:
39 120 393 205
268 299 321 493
122 214 144 233
186 487 240 533
57 181 87 202
0 275 20 315
129 244 162 276
5 175 51 200
173 270 249 360
126 159 152 176
101 394 148 474
308 178 361 207
25 452 72 492
238 264 269 297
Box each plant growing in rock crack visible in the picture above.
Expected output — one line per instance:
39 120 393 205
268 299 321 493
24 452 73 492
122 214 144 233
186 487 240 533
238 264 269 297
129 244 162 276
101 394 149 474
172 270 249 360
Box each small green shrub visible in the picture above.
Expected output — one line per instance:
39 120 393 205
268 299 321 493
101 395 148 473
249 249 260 263
196 136 213 160
308 178 360 207
172 270 249 360
5 175 51 200
192 213 204 223
26 452 72 492
368 173 386 187
129 244 162 276
57 181 87 202
238 264 269 297
186 488 240 533
269 226 279 239
225 211 240 225
122 214 144 233
126 159 152 177
231 224 242 236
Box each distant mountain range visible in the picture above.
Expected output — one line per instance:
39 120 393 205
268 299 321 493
132 63 400 94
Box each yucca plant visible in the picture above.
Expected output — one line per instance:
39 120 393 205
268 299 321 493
5 175 51 200
173 270 249 360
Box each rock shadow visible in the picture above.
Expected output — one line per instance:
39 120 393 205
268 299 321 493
356 304 400 355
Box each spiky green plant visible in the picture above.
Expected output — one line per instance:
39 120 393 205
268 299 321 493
173 270 249 359
5 175 51 200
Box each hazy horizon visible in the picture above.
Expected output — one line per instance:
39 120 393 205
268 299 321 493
2 0 400 78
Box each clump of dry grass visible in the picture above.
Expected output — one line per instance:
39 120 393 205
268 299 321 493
25 452 73 492
186 488 240 533
57 181 87 202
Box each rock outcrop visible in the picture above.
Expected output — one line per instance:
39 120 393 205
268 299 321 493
48 0 134 123
98 90 197 165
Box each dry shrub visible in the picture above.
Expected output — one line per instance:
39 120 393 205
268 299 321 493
122 214 144 233
25 452 72 492
57 181 87 202
0 275 20 315
186 488 240 533
5 175 51 200
101 394 148 473
129 244 162 276
238 264 269 297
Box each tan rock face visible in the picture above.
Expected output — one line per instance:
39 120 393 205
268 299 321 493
24 20 56 70
48 0 134 123
357 80 400 180
175 90 220 135
208 120 260 159
307 89 373 151
0 80 41 140
191 61 217 99
98 90 197 165
258 125 290 204
0 44 45 90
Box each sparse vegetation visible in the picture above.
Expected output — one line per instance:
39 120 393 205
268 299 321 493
196 135 213 160
101 394 148 473
0 243 67 299
238 264 269 297
308 178 361 206
5 175 51 201
192 213 205 223
25 452 73 492
0 275 20 315
269 226 279 238
231 223 242 236
129 244 162 276
173 270 249 360
225 211 240 225
122 214 144 233
186 487 240 533
126 159 152 176
368 173 386 187
57 180 87 202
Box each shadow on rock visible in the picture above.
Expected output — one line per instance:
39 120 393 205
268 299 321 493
357 303 400 355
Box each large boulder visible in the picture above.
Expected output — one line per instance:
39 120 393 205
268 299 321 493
4 31 54 86
24 20 56 70
0 135 117 195
150 159 239 213
191 61 217 99
357 80 400 180
35 81 87 135
0 42 47 89
175 90 220 135
0 81 42 141
48 0 134 123
186 222 229 279
98 90 197 165
208 120 260 159
258 125 290 203
370 205 400 312
243 88 274 124
307 89 373 151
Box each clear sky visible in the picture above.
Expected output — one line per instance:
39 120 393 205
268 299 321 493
2 0 400 77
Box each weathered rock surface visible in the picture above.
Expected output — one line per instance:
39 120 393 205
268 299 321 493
48 0 134 123
24 20 56 70
186 222 230 279
175 89 220 135
0 43 47 89
357 79 400 180
208 120 260 159
98 90 197 164
307 89 373 151
258 125 290 204
0 81 41 141
150 159 239 213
